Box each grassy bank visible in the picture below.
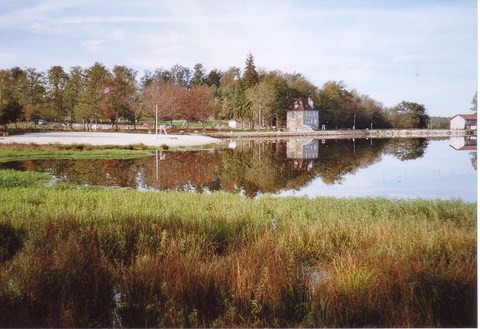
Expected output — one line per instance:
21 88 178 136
0 171 476 327
0 143 155 162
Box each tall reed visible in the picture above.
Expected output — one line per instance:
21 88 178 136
0 181 476 327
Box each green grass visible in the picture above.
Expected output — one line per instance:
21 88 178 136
0 169 53 188
0 171 476 327
0 144 155 162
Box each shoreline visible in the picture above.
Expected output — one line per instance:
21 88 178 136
207 129 469 139
0 129 472 147
0 131 222 147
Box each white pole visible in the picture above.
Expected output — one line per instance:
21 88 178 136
155 104 158 137
155 149 159 181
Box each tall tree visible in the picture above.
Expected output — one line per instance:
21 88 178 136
220 82 248 125
242 53 259 89
204 69 222 88
282 72 318 98
182 85 220 125
170 64 191 86
245 80 277 128
20 68 47 122
64 66 85 122
318 81 354 129
220 67 247 123
46 65 68 122
0 69 23 127
80 62 111 129
105 65 137 129
191 63 206 85
350 91 390 129
145 81 181 123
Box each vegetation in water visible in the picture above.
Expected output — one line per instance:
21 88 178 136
0 169 53 188
0 143 155 162
0 171 476 327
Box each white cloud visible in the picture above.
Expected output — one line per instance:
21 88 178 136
81 39 105 53
0 0 475 116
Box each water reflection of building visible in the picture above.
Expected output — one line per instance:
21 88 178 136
449 136 477 151
286 139 319 171
287 139 319 159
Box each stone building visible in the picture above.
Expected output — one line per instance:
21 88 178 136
286 97 320 132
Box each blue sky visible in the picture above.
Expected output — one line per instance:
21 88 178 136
0 0 476 117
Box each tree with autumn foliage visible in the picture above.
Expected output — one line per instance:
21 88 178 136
0 68 23 128
183 85 221 125
145 81 219 126
103 65 138 130
75 62 111 129
46 66 68 122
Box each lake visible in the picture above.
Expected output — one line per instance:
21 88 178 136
1 137 476 202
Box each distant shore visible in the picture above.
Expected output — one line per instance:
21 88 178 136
207 129 468 139
0 129 471 147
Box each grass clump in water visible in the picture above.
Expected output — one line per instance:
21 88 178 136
0 169 53 188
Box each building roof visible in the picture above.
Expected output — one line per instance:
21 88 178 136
288 97 317 111
450 114 477 121
449 145 477 151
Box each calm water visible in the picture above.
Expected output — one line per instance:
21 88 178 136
1 137 477 202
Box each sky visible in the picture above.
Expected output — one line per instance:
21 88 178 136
0 0 476 117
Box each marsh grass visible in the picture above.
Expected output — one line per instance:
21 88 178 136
0 169 53 188
0 174 476 327
0 143 154 162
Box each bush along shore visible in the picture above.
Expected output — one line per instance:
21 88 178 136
0 170 476 327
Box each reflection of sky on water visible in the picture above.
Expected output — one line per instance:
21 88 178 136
277 140 477 203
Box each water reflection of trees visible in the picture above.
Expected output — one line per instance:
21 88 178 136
382 138 429 161
0 138 431 195
470 152 477 171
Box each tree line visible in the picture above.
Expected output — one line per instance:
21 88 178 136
0 54 431 130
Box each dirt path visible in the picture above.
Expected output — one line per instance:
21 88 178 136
0 132 221 147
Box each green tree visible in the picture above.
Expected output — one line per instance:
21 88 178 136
242 53 259 89
221 82 248 126
0 69 23 128
20 68 47 122
191 63 206 85
46 65 68 122
170 64 191 86
64 66 85 122
220 67 248 125
350 91 390 129
282 72 318 98
204 69 222 88
318 81 354 129
263 72 300 127
79 62 111 129
245 80 277 128
387 101 430 129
